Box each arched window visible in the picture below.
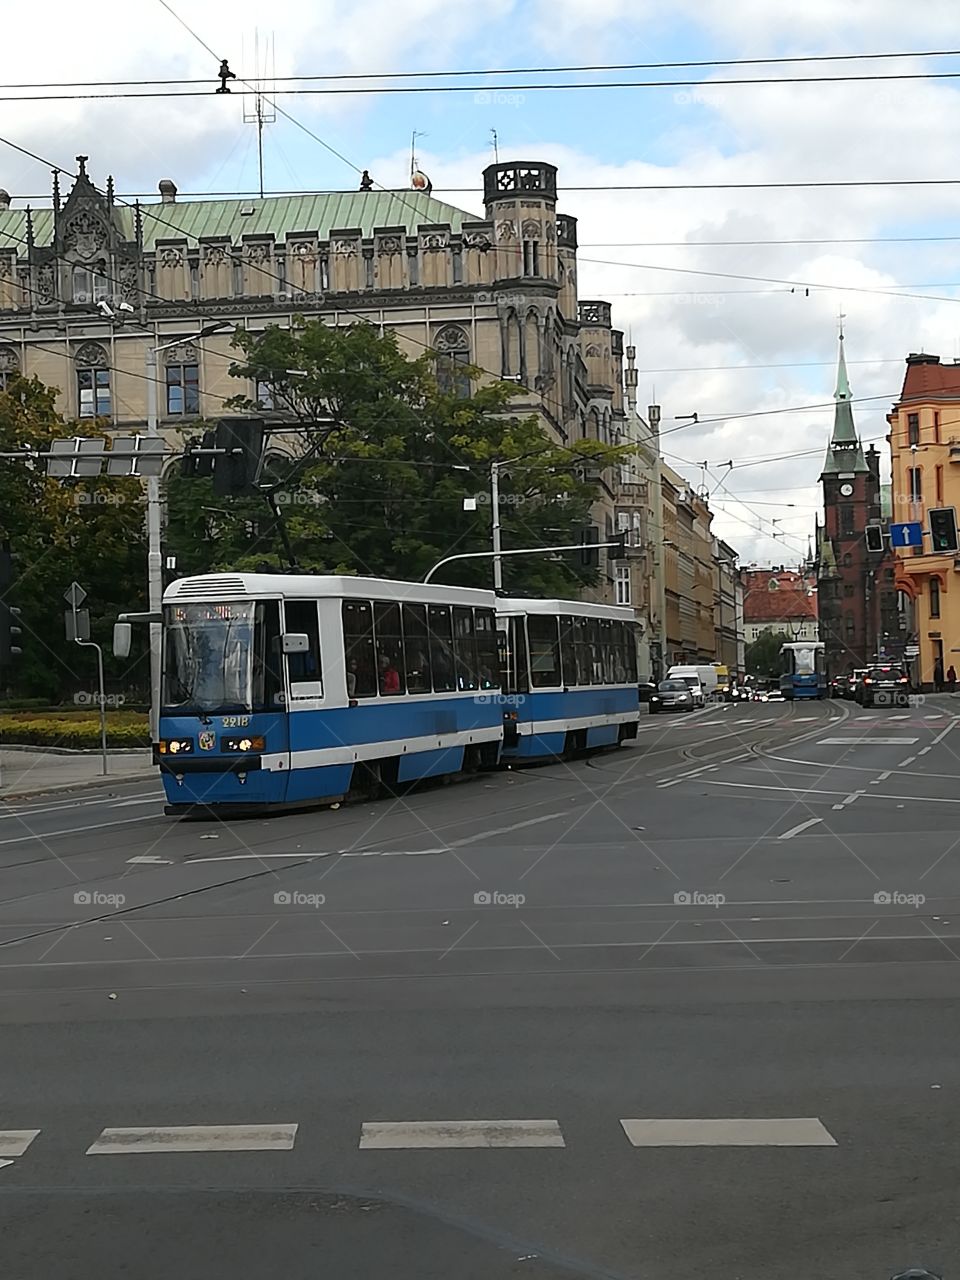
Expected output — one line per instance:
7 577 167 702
75 342 110 418
524 310 540 380
434 324 471 399
0 344 20 392
502 309 521 378
71 262 109 304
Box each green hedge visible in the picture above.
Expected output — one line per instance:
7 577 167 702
0 712 150 749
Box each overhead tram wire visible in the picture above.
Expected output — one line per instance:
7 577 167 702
5 67 960 102
3 46 960 90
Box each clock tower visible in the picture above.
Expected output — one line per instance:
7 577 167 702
817 325 883 674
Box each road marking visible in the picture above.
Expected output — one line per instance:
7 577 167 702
86 1124 298 1154
449 812 574 848
918 747 931 755
932 718 959 745
890 714 909 720
359 1120 565 1149
0 1160 13 1170
619 1118 836 1147
793 717 817 722
0 814 160 847
778 818 823 840
111 797 165 809
0 1131 40 1157
818 737 918 745
899 757 916 767
126 855 172 865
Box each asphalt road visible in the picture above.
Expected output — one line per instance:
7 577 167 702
1 695 958 1279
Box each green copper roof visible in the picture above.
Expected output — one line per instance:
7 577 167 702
0 190 473 253
822 333 868 475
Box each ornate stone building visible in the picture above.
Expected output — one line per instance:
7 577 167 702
0 156 638 607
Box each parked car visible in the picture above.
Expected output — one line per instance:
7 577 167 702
638 682 658 705
857 664 910 708
649 679 696 714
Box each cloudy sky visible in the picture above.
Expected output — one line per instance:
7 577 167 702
5 0 960 564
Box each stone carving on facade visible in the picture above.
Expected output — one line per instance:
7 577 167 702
203 244 229 266
246 242 271 264
420 232 449 251
159 248 183 268
119 261 139 302
74 341 108 368
163 342 199 366
0 345 20 373
37 263 56 304
544 221 556 243
464 231 492 252
290 241 318 262
521 219 541 239
584 343 601 358
0 257 11 280
332 239 358 256
496 220 516 241
433 324 469 354
64 210 107 261
376 235 402 255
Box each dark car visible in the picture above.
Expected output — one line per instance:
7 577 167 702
858 664 910 708
830 674 850 698
638 682 658 705
649 679 696 714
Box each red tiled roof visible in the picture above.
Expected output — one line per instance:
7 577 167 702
742 571 817 623
898 354 960 403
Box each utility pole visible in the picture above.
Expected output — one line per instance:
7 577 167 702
491 461 504 590
144 347 163 746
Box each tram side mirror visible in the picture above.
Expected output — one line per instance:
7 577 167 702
113 622 132 659
281 633 310 654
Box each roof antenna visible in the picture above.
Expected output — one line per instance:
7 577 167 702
490 129 499 165
242 31 275 199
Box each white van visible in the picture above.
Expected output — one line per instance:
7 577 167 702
666 665 718 708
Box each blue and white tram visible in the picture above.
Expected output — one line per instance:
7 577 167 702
156 573 503 814
496 598 640 760
779 640 827 700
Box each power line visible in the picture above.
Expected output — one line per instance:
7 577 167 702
3 46 959 91
582 234 960 248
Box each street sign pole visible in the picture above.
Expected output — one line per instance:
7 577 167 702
64 582 107 778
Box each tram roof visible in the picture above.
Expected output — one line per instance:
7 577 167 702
496 596 637 622
163 573 497 608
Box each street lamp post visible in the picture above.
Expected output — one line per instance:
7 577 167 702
144 322 231 740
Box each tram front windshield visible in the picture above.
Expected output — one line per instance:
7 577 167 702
162 601 281 714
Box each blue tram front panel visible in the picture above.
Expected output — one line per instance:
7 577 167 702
155 711 290 808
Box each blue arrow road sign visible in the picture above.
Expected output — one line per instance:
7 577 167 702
890 521 924 548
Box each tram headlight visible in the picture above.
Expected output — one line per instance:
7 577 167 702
222 735 265 753
158 738 194 755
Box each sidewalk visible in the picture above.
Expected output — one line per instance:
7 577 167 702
0 747 156 800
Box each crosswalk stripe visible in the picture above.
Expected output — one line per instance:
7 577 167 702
0 1130 40 1157
620 1118 836 1147
86 1124 298 1154
359 1120 565 1149
818 737 918 745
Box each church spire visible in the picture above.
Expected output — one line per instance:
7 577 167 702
822 321 868 476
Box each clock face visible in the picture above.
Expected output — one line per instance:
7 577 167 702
840 483 854 496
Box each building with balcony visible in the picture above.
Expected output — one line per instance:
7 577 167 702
887 351 960 687
741 567 818 646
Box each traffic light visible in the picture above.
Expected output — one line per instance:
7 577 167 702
180 430 217 479
865 525 885 553
0 602 22 664
579 526 600 568
212 417 265 496
607 531 628 561
929 506 959 553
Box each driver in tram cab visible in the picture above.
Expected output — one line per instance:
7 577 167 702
378 651 401 695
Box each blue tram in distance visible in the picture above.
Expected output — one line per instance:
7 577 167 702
156 573 504 815
779 640 827 700
495 597 640 760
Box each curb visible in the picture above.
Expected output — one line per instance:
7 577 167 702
0 769 157 802
0 745 150 757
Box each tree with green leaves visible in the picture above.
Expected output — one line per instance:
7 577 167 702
165 320 631 594
0 376 147 700
745 628 790 679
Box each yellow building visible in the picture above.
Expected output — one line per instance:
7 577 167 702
887 352 960 686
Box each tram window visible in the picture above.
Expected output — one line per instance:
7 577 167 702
502 616 529 694
427 605 456 691
528 614 561 688
609 622 626 683
402 604 431 693
573 617 591 685
624 627 638 682
253 601 284 709
284 600 323 699
342 601 377 698
475 609 500 689
559 615 578 686
598 619 614 682
374 601 405 695
453 606 480 690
